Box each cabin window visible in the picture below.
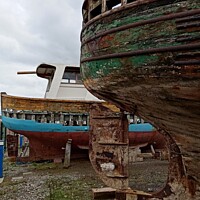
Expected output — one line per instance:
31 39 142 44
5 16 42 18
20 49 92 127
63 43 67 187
76 74 82 83
63 72 76 83
62 71 82 84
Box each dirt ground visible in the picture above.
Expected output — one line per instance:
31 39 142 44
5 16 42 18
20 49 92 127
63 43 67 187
0 157 168 200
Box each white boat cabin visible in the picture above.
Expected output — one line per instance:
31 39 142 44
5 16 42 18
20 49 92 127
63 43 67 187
36 63 100 101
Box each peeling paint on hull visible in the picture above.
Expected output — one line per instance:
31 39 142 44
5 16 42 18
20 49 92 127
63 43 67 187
81 0 200 199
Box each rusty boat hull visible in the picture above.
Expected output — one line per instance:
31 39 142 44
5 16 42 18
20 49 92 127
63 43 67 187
81 0 200 199
1 93 165 162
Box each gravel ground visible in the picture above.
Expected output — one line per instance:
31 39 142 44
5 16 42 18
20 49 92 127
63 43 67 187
0 157 168 200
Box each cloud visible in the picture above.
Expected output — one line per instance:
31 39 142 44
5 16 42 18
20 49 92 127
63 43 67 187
0 0 83 100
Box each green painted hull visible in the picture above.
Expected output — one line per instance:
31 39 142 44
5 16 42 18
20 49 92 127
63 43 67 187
81 0 200 198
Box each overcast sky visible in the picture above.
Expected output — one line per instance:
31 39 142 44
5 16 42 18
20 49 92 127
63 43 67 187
0 0 83 100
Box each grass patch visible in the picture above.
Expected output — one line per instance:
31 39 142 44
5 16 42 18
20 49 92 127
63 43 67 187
45 175 104 200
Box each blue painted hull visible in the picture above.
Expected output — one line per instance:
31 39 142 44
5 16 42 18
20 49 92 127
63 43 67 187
2 116 155 133
2 116 166 162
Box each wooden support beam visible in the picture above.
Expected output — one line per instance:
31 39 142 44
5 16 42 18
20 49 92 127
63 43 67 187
150 144 155 155
93 187 152 199
92 187 116 199
137 152 153 158
63 139 72 168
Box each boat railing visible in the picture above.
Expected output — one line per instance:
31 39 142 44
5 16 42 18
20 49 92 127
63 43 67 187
2 109 145 126
83 0 144 23
2 109 90 126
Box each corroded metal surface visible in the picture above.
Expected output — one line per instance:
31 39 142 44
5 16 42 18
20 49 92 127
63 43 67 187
89 103 129 189
81 0 200 199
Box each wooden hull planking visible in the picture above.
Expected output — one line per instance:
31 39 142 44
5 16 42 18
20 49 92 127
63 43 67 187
81 0 200 199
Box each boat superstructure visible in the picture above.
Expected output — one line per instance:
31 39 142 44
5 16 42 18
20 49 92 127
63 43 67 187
80 0 200 199
30 63 100 101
